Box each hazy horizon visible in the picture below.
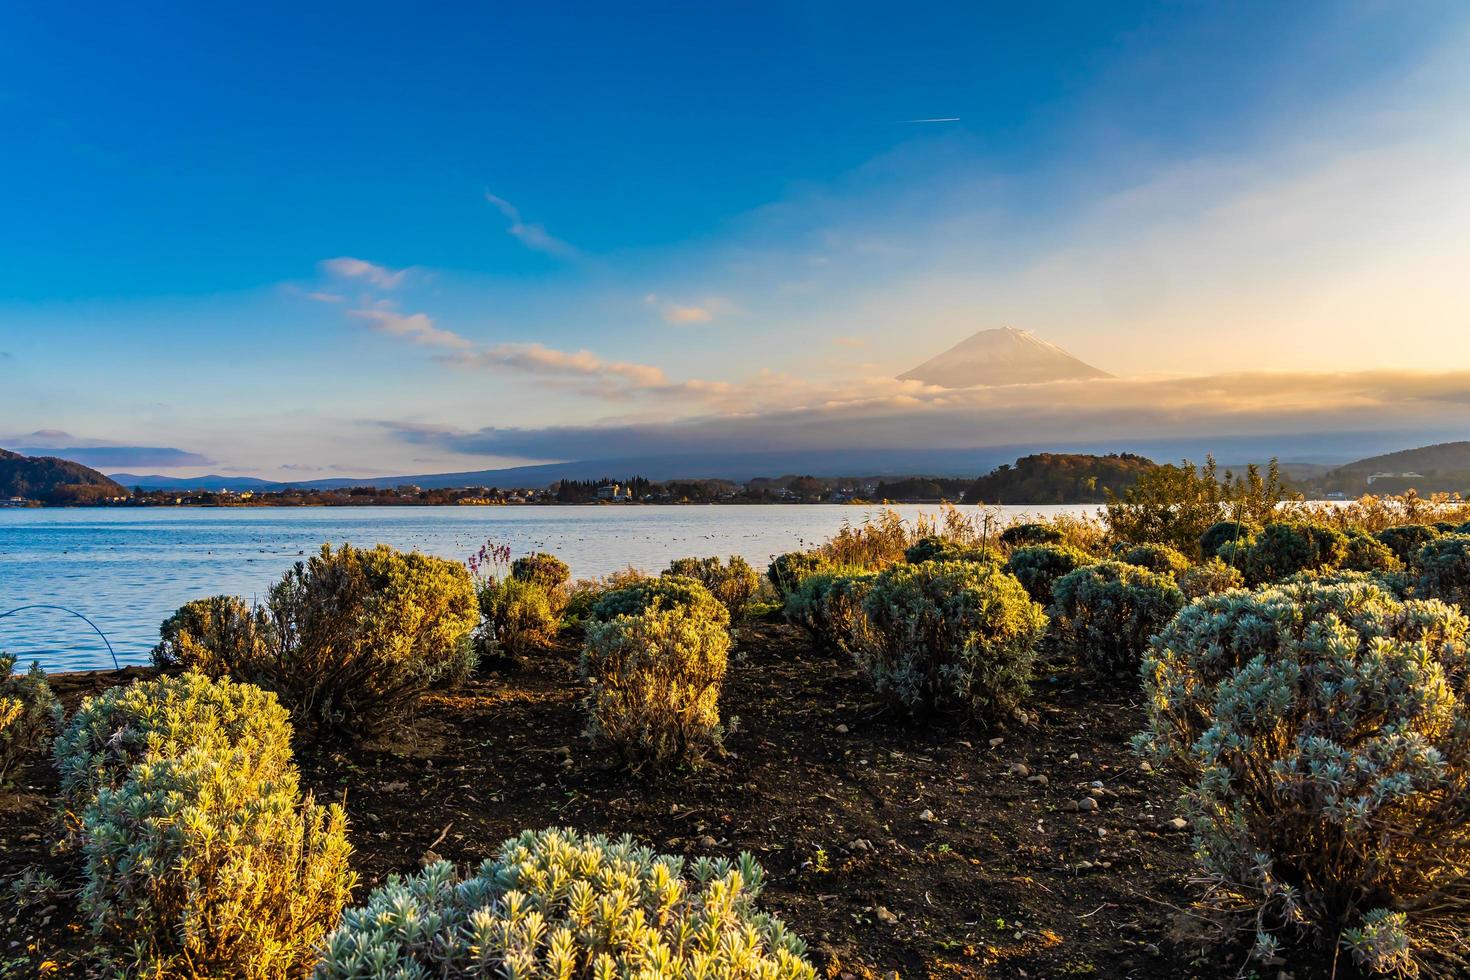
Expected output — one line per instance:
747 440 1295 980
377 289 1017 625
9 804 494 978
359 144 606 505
5 2 1470 480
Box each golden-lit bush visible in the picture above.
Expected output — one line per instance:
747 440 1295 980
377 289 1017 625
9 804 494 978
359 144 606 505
581 585 731 769
0 654 55 787
53 672 294 818
1177 558 1244 600
79 745 354 978
1117 542 1192 578
1138 579 1470 975
855 561 1045 723
665 555 761 620
159 544 479 738
316 828 815 979
477 576 560 660
153 594 272 673
509 552 570 589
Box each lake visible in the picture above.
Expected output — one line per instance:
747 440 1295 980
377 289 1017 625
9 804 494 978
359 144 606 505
0 504 1098 672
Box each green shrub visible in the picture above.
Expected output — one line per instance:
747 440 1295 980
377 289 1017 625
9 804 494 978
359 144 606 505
0 655 55 787
1003 543 1094 608
153 594 273 673
1177 558 1244 600
1239 522 1349 586
1375 524 1440 565
159 544 479 738
1340 528 1404 575
767 551 826 599
1139 579 1467 770
855 561 1045 723
79 744 354 977
665 555 761 620
53 672 294 818
315 827 815 979
1199 520 1258 559
509 552 570 589
1000 522 1064 548
784 568 877 652
477 576 560 660
581 588 731 769
1051 561 1184 678
1117 542 1192 578
1416 533 1470 610
1137 579 1470 974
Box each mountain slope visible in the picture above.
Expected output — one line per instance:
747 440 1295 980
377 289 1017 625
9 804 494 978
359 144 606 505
0 448 127 503
899 327 1112 388
1323 441 1470 494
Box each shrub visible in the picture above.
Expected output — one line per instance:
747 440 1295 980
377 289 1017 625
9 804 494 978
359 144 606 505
1117 542 1192 578
1177 558 1244 600
1137 579 1470 974
1375 524 1440 565
153 594 272 673
0 655 56 786
53 672 295 818
768 551 826 599
784 568 876 652
1139 579 1468 769
1415 533 1470 609
315 827 816 979
162 544 479 737
477 576 560 660
509 552 570 589
1340 528 1404 575
79 744 354 977
592 575 730 625
1003 543 1094 608
903 535 999 566
1199 520 1258 559
1051 561 1184 678
1000 522 1064 548
581 589 731 769
1239 522 1348 586
855 561 1045 723
665 555 761 620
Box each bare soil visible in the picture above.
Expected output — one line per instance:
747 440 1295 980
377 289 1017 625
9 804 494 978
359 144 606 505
0 622 1296 978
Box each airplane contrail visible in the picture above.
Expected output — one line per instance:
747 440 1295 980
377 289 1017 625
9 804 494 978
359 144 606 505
905 117 961 123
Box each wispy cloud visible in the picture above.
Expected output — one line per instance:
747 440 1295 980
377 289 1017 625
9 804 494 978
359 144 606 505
306 291 345 303
643 293 727 325
485 192 578 258
5 430 215 470
441 342 667 388
320 256 409 288
348 309 474 349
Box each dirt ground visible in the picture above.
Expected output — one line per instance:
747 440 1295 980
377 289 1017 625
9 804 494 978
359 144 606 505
1 621 1307 978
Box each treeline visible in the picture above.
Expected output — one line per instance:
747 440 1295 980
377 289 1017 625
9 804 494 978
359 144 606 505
962 452 1156 504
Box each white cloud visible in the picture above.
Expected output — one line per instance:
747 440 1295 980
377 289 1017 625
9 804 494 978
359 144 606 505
485 192 578 259
319 256 409 288
643 292 726 326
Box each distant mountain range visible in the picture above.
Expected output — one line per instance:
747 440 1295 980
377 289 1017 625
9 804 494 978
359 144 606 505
899 327 1112 388
1321 441 1470 494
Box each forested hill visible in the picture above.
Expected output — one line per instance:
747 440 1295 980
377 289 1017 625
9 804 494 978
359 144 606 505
0 448 127 504
962 453 1157 504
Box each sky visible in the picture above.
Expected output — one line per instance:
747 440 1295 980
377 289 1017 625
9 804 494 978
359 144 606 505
3 1 1470 479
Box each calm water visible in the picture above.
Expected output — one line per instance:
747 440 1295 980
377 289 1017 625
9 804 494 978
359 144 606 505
0 504 1096 672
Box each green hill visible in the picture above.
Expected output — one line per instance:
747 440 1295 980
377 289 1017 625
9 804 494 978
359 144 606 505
1324 441 1470 495
0 448 127 504
962 452 1157 504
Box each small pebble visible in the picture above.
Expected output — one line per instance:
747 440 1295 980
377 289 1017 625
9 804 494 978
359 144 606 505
918 809 936 823
835 723 849 734
1077 797 1098 812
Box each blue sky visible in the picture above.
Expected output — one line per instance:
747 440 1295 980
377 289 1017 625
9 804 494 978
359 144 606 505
4 2 1469 478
